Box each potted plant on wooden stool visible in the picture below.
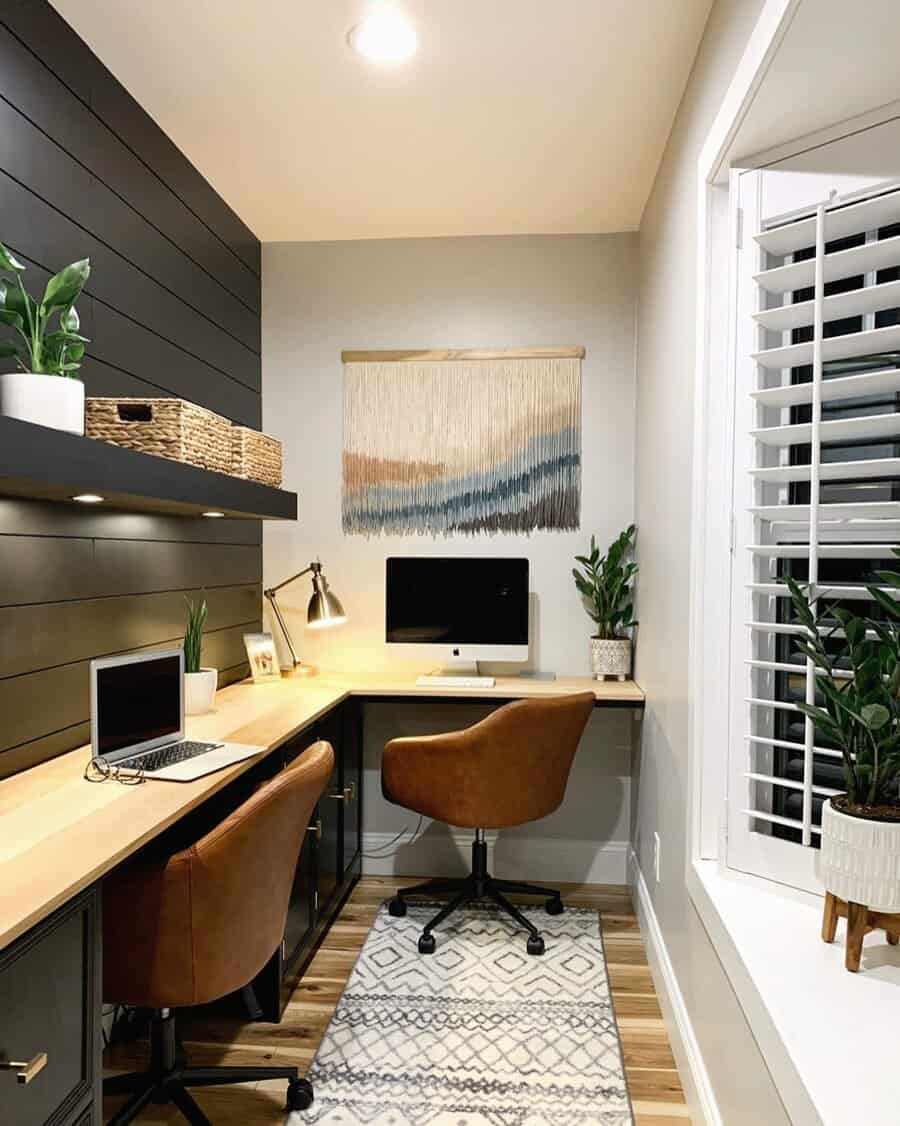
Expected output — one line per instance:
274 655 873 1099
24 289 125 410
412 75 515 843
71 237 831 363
183 597 218 716
786 572 900 972
573 525 638 681
0 240 91 434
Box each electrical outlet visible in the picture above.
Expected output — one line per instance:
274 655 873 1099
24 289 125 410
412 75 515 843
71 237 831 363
653 831 661 883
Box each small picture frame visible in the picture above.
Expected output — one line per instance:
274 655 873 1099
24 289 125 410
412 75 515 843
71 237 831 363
243 632 282 683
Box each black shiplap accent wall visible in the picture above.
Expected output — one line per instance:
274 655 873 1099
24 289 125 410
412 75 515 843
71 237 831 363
0 2 263 778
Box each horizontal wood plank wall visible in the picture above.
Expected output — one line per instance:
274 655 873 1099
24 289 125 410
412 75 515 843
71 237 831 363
0 3 263 778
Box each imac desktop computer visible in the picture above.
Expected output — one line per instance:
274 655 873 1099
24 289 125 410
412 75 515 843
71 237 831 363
385 556 529 688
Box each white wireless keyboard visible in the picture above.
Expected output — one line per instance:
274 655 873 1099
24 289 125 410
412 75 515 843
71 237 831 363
416 675 496 689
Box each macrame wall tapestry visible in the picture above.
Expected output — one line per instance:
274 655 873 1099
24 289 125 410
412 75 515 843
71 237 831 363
341 347 583 536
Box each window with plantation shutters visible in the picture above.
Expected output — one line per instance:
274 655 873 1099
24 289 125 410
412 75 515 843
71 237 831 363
728 163 900 891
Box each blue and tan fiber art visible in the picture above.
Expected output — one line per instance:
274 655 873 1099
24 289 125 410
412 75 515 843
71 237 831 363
342 356 581 535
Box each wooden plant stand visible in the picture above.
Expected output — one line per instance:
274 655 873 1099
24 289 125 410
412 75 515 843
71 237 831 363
822 891 900 972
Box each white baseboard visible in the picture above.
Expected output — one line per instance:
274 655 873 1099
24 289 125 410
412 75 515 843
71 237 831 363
629 849 721 1126
494 837 629 885
362 831 629 883
361 830 497 877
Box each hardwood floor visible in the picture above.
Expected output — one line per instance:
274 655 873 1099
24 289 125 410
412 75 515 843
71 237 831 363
104 877 688 1124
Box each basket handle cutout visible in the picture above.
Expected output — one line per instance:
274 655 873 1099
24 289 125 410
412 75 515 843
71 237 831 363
116 403 154 422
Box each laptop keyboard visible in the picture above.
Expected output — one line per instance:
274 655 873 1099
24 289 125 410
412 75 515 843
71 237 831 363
120 740 220 773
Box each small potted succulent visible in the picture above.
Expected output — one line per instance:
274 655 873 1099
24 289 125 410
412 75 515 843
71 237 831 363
573 525 638 680
183 597 218 716
0 240 91 434
786 568 900 935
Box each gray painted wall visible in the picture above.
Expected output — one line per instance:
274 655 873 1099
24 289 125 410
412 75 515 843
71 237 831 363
634 1 791 1123
262 233 637 881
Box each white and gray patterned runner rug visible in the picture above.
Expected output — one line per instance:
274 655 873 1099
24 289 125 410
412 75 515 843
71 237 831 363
289 900 633 1126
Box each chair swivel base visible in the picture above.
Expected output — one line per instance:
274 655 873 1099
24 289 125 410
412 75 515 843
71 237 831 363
388 835 564 956
103 1009 313 1126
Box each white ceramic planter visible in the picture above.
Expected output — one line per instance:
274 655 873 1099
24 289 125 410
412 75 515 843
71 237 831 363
0 372 85 434
184 668 218 716
820 798 900 911
590 637 632 681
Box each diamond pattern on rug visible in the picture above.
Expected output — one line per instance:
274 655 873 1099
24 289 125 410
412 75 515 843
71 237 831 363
288 901 633 1126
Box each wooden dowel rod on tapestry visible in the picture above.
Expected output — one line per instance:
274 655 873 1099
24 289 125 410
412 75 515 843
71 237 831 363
340 346 586 363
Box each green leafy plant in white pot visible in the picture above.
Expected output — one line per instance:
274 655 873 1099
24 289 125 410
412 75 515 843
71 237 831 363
0 240 91 434
183 597 217 716
573 525 638 681
785 570 900 969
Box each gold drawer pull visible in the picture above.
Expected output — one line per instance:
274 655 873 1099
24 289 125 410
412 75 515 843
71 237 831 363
306 818 323 840
1 1052 48 1085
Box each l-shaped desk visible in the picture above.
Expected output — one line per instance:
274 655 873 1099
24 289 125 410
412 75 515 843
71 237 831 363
0 671 643 1126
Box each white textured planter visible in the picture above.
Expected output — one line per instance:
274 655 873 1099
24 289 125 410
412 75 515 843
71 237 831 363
184 668 217 716
0 372 84 434
820 798 900 911
590 637 632 681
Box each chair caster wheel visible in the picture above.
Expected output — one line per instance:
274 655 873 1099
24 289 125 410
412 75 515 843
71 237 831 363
286 1077 314 1111
388 897 407 917
527 934 546 955
418 933 436 954
545 897 564 916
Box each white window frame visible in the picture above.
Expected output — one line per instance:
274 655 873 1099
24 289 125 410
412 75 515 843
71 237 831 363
690 82 900 892
687 0 804 870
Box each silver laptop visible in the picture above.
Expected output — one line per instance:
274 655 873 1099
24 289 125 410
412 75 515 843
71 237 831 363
90 649 263 781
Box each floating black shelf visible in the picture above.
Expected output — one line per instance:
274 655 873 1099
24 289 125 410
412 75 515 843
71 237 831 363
0 416 297 520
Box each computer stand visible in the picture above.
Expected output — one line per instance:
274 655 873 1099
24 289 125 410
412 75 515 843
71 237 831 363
416 659 497 688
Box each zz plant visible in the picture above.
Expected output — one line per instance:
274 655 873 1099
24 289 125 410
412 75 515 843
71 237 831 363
785 560 900 813
573 525 638 640
183 597 208 675
0 240 90 377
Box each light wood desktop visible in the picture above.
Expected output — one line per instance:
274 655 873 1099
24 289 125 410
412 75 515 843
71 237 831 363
0 672 643 952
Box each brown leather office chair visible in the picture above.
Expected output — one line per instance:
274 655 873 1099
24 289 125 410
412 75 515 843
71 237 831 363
101 740 333 1126
382 692 594 956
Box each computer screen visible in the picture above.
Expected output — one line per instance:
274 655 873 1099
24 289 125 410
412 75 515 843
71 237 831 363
385 557 529 646
94 653 182 758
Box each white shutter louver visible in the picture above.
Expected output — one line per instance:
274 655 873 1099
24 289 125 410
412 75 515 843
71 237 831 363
741 182 900 872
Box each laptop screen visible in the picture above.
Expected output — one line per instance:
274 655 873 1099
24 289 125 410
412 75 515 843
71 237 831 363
95 653 182 759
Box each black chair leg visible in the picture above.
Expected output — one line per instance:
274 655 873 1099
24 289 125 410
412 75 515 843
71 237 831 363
490 889 546 955
418 883 476 952
103 1072 148 1096
166 1081 213 1126
105 1081 156 1126
183 1064 298 1087
493 878 562 901
102 1009 312 1123
396 877 465 899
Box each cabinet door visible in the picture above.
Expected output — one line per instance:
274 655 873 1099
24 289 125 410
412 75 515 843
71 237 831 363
282 828 316 970
280 732 320 970
0 889 99 1126
341 700 363 877
315 764 342 915
315 708 344 913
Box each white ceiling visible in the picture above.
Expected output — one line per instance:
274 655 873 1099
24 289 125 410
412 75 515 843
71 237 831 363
731 0 900 165
52 0 713 241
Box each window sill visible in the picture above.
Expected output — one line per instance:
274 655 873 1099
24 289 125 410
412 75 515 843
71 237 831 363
688 859 900 1126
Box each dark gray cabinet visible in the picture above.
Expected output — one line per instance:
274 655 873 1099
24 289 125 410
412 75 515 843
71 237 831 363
0 888 101 1126
268 699 363 1013
315 707 344 917
341 699 363 880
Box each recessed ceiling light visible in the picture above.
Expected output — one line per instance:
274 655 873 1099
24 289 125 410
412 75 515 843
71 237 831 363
202 510 226 518
348 11 417 64
72 493 104 504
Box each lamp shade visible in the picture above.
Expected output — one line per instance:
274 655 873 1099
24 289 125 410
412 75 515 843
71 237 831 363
307 571 346 629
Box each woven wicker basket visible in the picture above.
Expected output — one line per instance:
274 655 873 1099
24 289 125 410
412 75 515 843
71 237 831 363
85 398 232 474
230 425 282 487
